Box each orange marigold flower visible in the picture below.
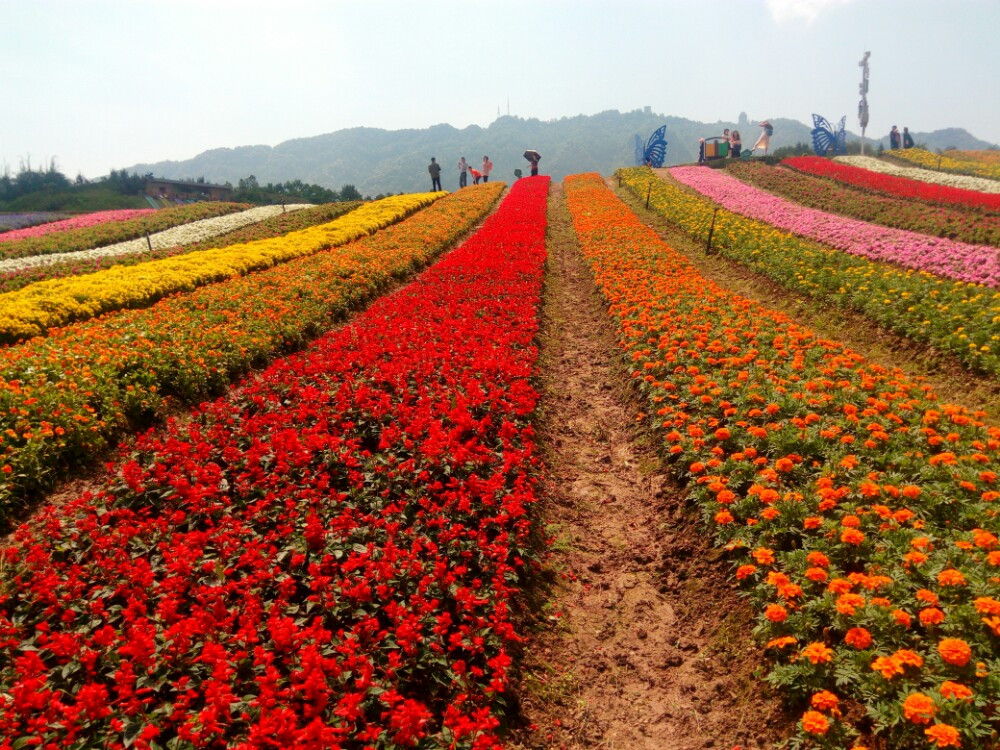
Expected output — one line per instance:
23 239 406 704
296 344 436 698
902 692 937 725
871 655 904 679
924 723 962 748
939 681 973 701
716 488 737 504
892 609 913 628
765 604 788 623
803 516 823 529
901 484 922 499
761 507 781 521
715 509 735 524
980 616 1000 637
753 547 775 565
836 593 866 616
937 569 967 586
801 710 829 735
766 635 798 649
844 627 872 649
896 649 924 668
840 528 865 545
806 551 830 567
735 564 758 580
916 589 940 606
805 567 829 583
974 597 1000 616
800 642 834 665
810 690 840 713
919 608 946 626
938 638 972 667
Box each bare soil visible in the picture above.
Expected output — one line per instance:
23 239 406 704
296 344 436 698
509 183 794 750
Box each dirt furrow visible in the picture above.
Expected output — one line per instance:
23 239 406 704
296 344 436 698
511 182 791 750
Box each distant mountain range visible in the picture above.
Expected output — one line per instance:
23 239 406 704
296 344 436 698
126 110 998 196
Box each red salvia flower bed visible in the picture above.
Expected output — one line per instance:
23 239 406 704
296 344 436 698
0 177 551 749
784 156 1000 212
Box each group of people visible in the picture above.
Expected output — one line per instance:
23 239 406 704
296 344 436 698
428 156 494 191
889 125 915 149
698 121 772 163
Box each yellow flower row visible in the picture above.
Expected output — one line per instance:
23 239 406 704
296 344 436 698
893 147 1000 181
0 192 445 344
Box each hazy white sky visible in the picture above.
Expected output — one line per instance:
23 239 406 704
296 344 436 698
3 0 998 179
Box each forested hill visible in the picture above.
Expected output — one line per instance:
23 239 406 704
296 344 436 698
126 110 997 196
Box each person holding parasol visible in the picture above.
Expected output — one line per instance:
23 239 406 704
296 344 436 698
523 149 541 176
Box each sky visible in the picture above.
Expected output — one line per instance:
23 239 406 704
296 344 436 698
3 0 999 179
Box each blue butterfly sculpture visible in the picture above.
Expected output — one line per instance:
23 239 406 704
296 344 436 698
811 114 847 156
634 125 668 167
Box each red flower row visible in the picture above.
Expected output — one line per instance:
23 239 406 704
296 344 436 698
784 156 1000 213
0 177 551 749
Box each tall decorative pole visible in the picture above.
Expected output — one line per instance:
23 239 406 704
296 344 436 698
858 51 870 155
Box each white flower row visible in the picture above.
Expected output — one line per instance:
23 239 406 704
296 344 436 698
834 156 1000 194
0 204 312 274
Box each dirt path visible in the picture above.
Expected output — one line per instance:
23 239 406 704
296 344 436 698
511 184 792 750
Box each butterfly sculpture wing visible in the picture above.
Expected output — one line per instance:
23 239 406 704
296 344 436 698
643 125 668 167
834 116 847 154
811 113 840 156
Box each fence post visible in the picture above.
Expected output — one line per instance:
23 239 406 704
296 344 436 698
645 182 652 210
145 231 152 252
706 208 719 253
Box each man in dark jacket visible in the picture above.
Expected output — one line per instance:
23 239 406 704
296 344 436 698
428 158 442 191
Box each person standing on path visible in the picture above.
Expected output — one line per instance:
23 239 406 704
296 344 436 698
457 156 468 188
730 130 741 158
482 156 493 183
429 157 442 191
902 127 914 149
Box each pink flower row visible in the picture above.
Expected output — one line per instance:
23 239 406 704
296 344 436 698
0 209 155 243
670 166 1000 287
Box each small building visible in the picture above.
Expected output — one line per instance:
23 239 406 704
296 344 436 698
143 178 233 202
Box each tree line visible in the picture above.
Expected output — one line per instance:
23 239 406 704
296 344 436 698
1 160 366 207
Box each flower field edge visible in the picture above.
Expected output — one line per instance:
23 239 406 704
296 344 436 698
0 176 551 748
617 166 1000 379
564 172 1000 749
0 184 503 521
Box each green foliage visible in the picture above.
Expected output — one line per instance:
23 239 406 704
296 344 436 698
233 175 347 205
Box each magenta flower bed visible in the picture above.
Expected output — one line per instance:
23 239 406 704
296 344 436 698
0 209 155 243
671 166 1000 287
0 177 550 748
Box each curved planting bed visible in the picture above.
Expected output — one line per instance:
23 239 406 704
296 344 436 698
670 165 1000 287
785 156 1000 212
725 161 1000 247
